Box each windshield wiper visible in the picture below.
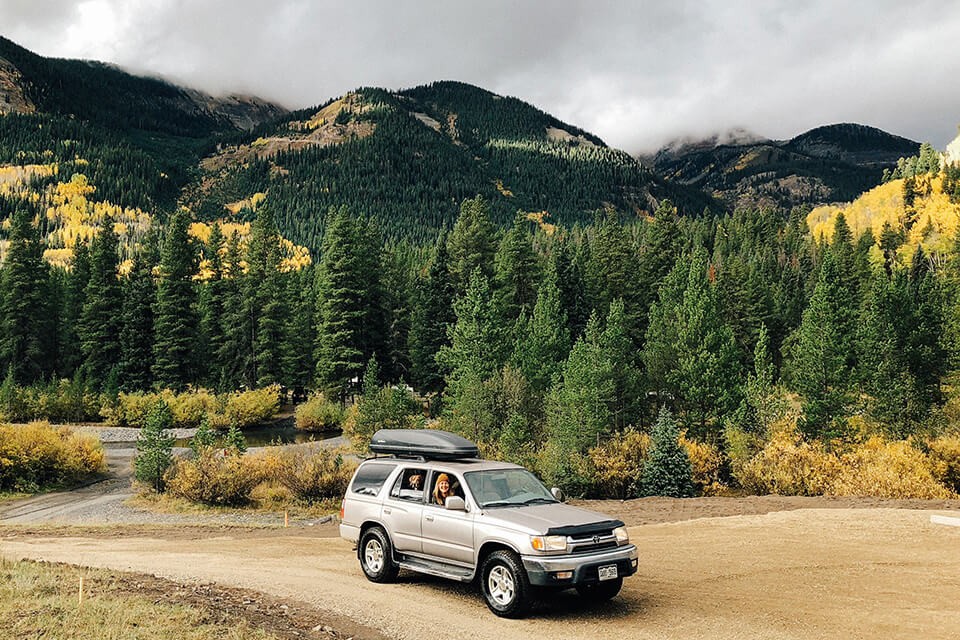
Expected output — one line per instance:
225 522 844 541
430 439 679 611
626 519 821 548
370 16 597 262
481 501 518 508
521 497 557 505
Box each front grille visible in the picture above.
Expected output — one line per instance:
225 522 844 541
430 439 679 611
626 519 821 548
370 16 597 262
568 531 617 554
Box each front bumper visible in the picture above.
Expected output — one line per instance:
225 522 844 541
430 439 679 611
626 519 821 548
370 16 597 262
521 544 638 587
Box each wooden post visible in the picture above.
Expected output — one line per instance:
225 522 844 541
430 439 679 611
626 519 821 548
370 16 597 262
78 576 84 608
284 511 289 528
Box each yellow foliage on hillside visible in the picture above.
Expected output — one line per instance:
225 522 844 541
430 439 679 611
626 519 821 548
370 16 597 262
525 210 557 236
1 167 310 274
191 219 311 280
808 176 960 258
224 191 267 215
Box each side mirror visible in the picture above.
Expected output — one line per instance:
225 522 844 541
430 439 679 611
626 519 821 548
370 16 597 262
551 487 565 502
445 496 466 511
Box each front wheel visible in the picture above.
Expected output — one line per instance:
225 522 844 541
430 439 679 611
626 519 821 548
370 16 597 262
359 527 398 583
480 550 531 618
576 576 623 602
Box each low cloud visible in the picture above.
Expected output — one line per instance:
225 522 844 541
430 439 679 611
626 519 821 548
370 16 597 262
2 0 958 153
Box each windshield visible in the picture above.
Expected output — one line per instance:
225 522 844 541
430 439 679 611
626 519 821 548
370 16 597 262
464 468 557 508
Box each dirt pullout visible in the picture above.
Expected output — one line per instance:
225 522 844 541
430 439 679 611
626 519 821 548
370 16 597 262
4 507 960 640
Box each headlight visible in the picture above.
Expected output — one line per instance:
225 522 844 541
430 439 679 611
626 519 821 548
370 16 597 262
530 535 567 552
613 526 629 545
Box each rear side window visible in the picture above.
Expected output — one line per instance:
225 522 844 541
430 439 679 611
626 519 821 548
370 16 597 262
351 463 397 496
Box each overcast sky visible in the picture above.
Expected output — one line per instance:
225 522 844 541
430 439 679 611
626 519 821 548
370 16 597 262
3 0 959 153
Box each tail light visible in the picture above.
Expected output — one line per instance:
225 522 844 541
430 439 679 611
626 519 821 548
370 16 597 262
339 500 345 521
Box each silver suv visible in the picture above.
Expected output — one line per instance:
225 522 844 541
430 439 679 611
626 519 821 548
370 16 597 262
339 429 637 617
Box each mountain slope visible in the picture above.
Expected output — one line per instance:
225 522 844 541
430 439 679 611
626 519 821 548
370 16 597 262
651 124 920 211
191 81 719 250
0 36 285 136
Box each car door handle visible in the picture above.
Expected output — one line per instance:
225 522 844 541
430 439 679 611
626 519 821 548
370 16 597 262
383 508 391 515
425 514 434 521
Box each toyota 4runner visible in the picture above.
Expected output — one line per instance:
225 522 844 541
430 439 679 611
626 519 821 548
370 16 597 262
339 429 638 617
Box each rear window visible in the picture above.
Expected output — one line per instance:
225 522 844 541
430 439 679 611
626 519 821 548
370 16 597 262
351 462 397 496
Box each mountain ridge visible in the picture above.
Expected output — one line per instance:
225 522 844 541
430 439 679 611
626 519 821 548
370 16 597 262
650 123 921 210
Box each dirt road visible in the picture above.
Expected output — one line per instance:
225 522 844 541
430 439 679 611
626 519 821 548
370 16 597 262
4 507 960 640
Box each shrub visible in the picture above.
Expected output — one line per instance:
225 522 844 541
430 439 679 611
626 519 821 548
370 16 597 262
107 387 280 430
272 446 356 503
164 388 218 428
165 449 262 506
830 438 955 499
106 392 159 427
0 376 104 424
588 428 650 499
0 421 105 492
640 408 695 497
343 385 423 453
680 433 727 496
737 427 837 496
295 394 343 431
221 385 281 429
926 435 960 493
31 378 104 423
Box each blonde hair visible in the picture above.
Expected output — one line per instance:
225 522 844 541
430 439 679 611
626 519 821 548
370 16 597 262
433 473 451 504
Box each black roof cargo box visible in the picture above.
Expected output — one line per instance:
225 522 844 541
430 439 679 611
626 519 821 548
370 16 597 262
370 429 479 460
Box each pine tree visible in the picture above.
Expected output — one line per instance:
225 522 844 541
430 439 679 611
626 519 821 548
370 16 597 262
436 268 506 420
409 232 455 393
119 251 155 391
0 208 54 383
551 233 590 340
198 222 226 386
246 207 285 387
152 209 198 390
787 252 855 439
218 231 248 391
586 208 643 345
494 211 539 326
134 398 175 493
643 248 741 436
446 196 498 294
601 298 643 429
672 248 742 436
637 199 682 326
543 312 614 492
511 263 570 393
314 207 386 398
59 241 89 377
639 407 695 498
79 218 123 389
281 266 316 391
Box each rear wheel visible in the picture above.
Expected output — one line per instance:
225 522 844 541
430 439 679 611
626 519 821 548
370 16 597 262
480 550 531 618
359 527 398 583
576 576 623 602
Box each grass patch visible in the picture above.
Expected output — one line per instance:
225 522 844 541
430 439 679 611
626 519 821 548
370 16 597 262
0 558 282 639
126 490 337 521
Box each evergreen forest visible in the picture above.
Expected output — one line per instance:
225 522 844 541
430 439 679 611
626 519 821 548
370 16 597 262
3 36 960 498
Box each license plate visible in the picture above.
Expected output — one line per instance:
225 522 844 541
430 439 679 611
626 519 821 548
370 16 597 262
598 564 618 581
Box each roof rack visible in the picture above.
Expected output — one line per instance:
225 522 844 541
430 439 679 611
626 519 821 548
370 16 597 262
369 429 479 461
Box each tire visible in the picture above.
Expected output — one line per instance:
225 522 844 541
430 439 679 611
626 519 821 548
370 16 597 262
480 550 531 618
576 576 623 602
359 527 398 583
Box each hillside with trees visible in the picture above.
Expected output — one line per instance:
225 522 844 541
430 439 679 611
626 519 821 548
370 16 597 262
651 123 920 211
2 36 960 500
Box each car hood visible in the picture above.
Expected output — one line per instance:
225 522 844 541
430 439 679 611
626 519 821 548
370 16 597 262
479 502 621 535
